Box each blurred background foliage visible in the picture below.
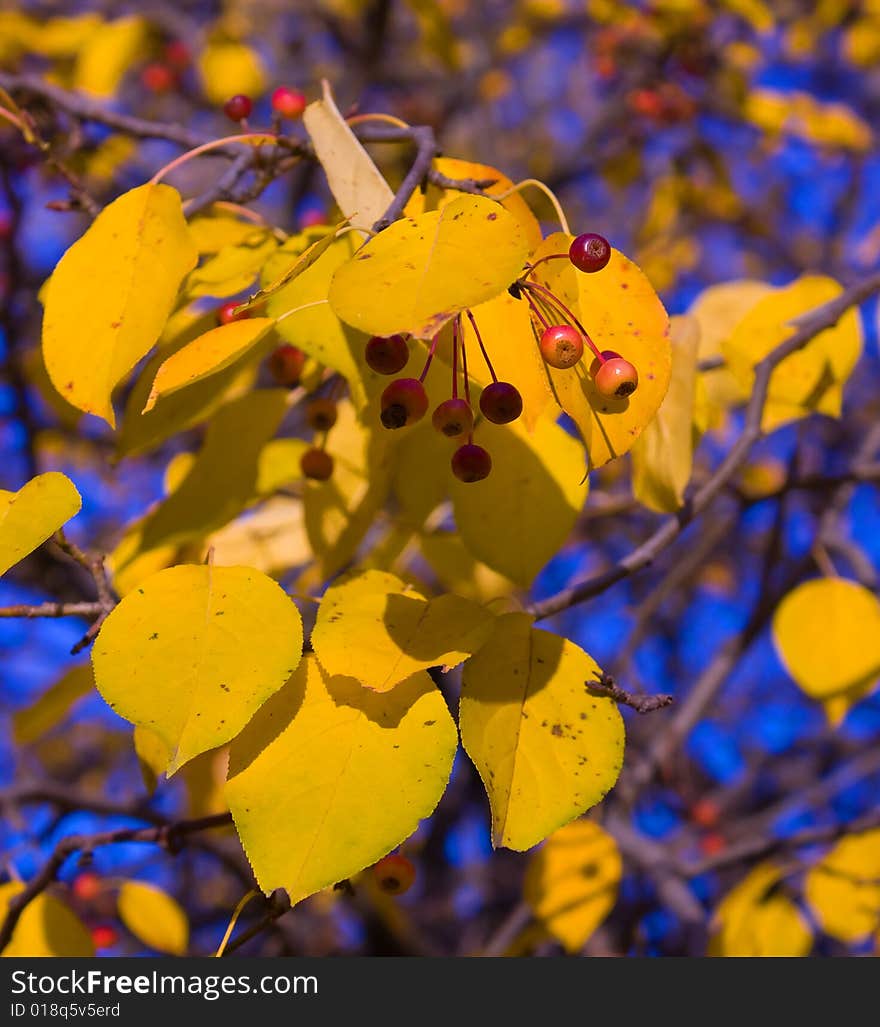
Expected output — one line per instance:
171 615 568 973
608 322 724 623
1 0 879 956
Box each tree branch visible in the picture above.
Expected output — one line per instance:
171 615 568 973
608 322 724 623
588 672 673 714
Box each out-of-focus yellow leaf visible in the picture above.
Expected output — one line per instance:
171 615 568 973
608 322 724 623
204 498 312 577
187 212 268 255
13 664 94 746
328 196 529 339
524 820 621 953
92 563 303 773
198 40 267 105
312 569 495 692
418 530 516 603
804 830 880 942
303 80 395 234
0 472 81 576
723 276 862 430
73 16 147 97
118 881 189 955
744 88 872 151
0 883 94 957
529 232 671 470
460 613 625 851
631 314 700 512
42 184 197 426
226 656 457 905
772 578 880 702
709 862 811 956
185 231 278 299
143 318 275 411
450 417 588 587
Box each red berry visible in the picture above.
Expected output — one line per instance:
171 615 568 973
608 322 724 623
365 334 409 375
592 351 639 398
223 94 253 121
217 301 248 326
372 854 416 895
271 86 307 118
91 925 117 950
141 63 175 94
539 324 584 369
699 832 727 858
479 381 522 425
267 344 306 387
380 378 428 429
72 872 102 902
300 447 334 481
164 40 190 69
690 799 721 829
306 397 338 432
432 398 474 439
452 443 492 482
569 233 612 273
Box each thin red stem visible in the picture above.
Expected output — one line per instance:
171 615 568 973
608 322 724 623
523 289 551 329
459 315 473 414
525 253 570 276
419 334 440 383
523 281 604 362
465 309 497 383
452 320 459 399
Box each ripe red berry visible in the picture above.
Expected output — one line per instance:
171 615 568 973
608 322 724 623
365 334 409 375
432 398 474 439
380 378 428 429
539 324 584 369
569 233 612 273
91 925 117 950
217 301 248 326
690 799 721 829
592 351 639 398
300 447 334 481
373 854 416 895
479 381 522 425
699 832 727 858
141 63 175 94
71 872 102 902
306 397 338 432
267 344 306 387
164 40 190 69
223 94 253 121
271 86 307 118
452 443 492 482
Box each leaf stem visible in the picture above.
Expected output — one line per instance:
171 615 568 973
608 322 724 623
465 309 497 383
149 133 279 186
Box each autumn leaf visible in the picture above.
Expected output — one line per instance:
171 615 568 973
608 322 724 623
0 472 81 577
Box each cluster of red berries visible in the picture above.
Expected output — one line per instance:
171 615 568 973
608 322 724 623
362 233 639 483
140 40 190 95
222 87 307 123
70 872 118 951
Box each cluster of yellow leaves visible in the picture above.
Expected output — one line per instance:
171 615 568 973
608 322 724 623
744 88 872 152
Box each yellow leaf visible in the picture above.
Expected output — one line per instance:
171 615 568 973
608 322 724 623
18 14 103 58
13 663 94 746
772 578 880 701
143 318 275 411
0 472 81 576
133 724 169 794
328 196 529 339
419 530 516 603
92 563 304 773
226 656 457 905
198 41 267 105
709 862 812 956
42 184 197 426
303 81 395 234
0 883 94 957
459 289 554 431
450 417 588 587
187 211 269 254
185 231 278 300
529 232 672 470
409 157 543 252
256 439 310 496
688 279 770 418
631 314 700 512
312 569 495 692
723 276 862 429
116 390 290 570
524 820 621 953
117 881 189 955
204 498 312 578
265 230 378 410
116 311 261 459
460 613 625 850
72 16 147 97
804 830 880 942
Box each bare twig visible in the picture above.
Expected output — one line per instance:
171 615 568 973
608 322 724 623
588 672 674 714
